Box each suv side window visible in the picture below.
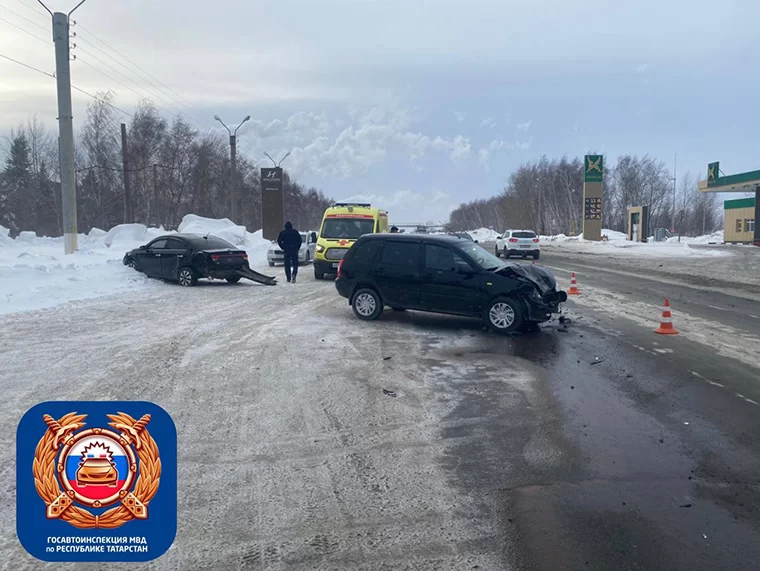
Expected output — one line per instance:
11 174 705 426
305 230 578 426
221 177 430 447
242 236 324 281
425 245 471 272
148 239 168 250
379 241 419 267
351 240 382 265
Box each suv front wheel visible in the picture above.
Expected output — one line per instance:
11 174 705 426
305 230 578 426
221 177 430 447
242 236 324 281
352 288 383 321
485 297 523 333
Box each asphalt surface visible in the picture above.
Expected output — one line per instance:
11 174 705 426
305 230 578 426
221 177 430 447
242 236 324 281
2 254 760 570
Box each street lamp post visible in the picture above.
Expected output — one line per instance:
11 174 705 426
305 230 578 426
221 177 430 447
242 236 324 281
214 114 250 222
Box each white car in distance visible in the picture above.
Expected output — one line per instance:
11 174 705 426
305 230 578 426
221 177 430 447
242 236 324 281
267 231 318 266
495 229 541 260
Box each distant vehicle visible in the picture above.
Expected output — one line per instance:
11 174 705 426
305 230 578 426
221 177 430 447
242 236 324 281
123 234 276 286
267 231 318 266
448 232 478 243
314 203 389 280
416 225 428 233
335 234 566 333
495 230 541 260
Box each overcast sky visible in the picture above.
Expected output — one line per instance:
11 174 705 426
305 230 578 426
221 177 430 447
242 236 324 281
1 0 759 223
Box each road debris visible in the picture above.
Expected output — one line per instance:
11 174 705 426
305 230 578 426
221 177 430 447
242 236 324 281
383 356 392 361
591 357 604 365
382 389 398 398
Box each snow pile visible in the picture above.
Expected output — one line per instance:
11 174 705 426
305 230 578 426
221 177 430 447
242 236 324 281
467 228 501 242
539 228 732 258
178 214 248 247
0 232 155 316
0 224 14 246
667 230 724 245
103 223 166 248
176 215 270 265
1 215 275 316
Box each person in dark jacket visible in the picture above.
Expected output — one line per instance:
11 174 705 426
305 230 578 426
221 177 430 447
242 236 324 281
277 221 303 283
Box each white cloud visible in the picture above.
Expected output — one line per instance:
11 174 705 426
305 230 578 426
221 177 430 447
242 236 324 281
516 120 532 131
454 111 467 122
480 117 497 129
477 139 513 170
336 190 457 224
635 63 651 74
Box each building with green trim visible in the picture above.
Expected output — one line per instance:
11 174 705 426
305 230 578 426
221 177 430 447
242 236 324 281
724 197 756 243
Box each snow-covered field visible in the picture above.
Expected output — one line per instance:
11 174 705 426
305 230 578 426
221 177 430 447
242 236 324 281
0 215 272 316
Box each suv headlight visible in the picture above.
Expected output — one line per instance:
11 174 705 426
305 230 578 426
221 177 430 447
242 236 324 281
316 244 325 253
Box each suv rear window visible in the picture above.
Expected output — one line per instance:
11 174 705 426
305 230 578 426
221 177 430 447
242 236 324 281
512 231 537 239
379 242 418 267
350 240 382 265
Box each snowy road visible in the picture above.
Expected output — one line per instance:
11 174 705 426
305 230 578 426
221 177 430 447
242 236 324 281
1 270 546 570
3 257 760 570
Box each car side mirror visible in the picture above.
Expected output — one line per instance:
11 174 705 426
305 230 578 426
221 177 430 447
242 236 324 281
474 240 479 243
139 245 147 249
311 232 317 243
496 236 502 240
457 266 475 275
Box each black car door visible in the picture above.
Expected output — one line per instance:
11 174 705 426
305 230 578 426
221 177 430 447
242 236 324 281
421 244 484 316
141 238 168 277
161 238 189 279
372 241 422 309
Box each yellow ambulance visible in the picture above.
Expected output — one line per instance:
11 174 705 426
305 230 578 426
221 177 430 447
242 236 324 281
313 203 389 279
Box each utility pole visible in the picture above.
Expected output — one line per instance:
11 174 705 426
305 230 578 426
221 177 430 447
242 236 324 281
214 114 250 222
120 123 133 223
672 153 677 234
152 164 159 227
39 0 87 254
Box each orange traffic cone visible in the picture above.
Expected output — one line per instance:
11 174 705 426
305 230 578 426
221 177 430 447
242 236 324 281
567 272 580 295
654 298 679 335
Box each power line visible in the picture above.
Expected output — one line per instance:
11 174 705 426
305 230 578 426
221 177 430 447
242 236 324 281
0 51 53 77
71 84 133 117
1 6 211 131
0 50 133 117
0 14 49 42
75 44 193 122
12 0 46 18
75 33 211 130
0 3 48 32
74 24 214 129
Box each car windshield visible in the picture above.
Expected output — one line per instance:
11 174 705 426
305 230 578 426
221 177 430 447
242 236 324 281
321 218 375 239
455 243 506 271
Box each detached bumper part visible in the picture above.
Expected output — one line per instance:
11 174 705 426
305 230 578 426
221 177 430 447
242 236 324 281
235 265 278 285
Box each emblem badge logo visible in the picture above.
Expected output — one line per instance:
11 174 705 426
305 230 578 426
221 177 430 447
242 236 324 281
36 412 157 526
17 402 176 562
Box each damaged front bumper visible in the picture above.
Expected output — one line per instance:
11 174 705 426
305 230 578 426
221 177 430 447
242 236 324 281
523 289 568 322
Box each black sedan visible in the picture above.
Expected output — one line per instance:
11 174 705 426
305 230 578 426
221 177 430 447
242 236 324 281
123 234 277 286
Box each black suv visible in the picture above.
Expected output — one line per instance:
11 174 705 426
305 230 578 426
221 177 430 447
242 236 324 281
335 234 567 332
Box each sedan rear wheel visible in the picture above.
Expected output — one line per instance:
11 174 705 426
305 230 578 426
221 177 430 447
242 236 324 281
485 297 523 333
352 288 383 321
178 267 198 287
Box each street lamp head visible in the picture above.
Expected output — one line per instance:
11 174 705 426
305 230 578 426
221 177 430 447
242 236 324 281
214 115 221 121
243 115 251 122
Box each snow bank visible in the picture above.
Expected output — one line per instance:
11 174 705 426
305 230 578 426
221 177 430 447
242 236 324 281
467 228 501 242
1 214 275 316
178 214 248 247
539 228 732 258
667 230 724 245
103 223 167 247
